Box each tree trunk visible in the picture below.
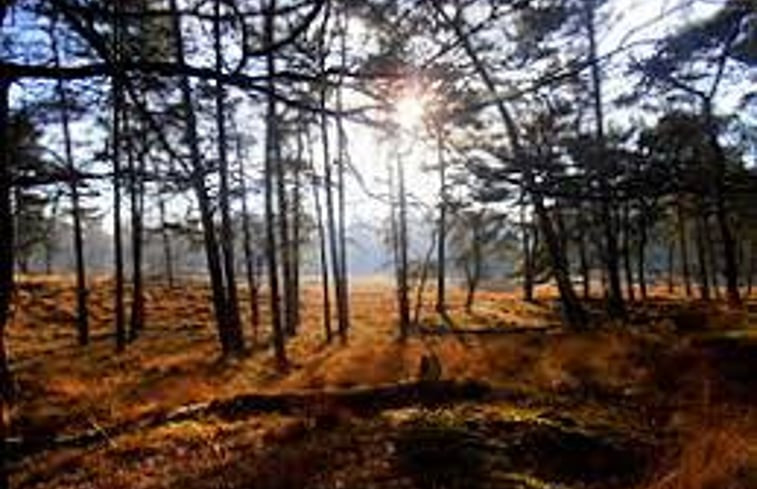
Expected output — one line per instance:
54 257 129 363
677 201 692 298
432 3 587 329
264 0 287 368
622 204 635 302
170 0 233 355
291 129 303 334
586 1 624 319
53 32 89 345
112 3 126 352
414 230 437 324
465 217 483 314
705 102 740 306
637 202 648 301
237 138 260 346
695 210 711 301
308 126 332 342
397 154 411 338
125 109 144 342
214 0 244 354
388 162 402 335
44 196 59 274
578 227 590 300
706 214 722 300
0 74 14 489
157 186 174 288
747 240 754 297
335 7 350 340
275 130 294 337
667 237 675 294
436 128 447 311
321 89 344 345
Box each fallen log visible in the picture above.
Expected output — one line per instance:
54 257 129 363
8 380 531 461
416 324 561 336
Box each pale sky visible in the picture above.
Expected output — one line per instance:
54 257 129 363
8 0 746 272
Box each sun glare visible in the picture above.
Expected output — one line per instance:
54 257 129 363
394 94 427 131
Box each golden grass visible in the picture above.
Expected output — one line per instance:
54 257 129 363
7 274 757 488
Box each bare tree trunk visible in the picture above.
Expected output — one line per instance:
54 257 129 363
695 210 711 301
432 3 587 328
170 0 232 355
436 127 447 311
335 7 350 340
465 216 483 314
521 194 534 302
0 74 14 489
622 203 635 302
276 133 294 337
578 228 590 300
308 126 332 342
414 230 437 325
113 2 126 352
214 0 244 353
157 185 174 288
748 240 754 297
537 200 587 327
738 238 747 290
667 237 675 294
706 214 722 300
397 153 411 338
637 202 648 301
321 77 344 345
388 163 401 331
236 138 260 346
705 104 740 306
125 108 144 342
586 0 624 319
677 201 692 298
53 28 89 345
292 128 303 334
45 195 59 274
264 0 287 368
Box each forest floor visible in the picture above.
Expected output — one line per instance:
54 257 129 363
6 275 757 489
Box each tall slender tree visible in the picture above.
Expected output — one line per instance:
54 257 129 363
264 0 287 368
51 19 89 346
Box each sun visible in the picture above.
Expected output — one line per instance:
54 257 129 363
394 93 427 131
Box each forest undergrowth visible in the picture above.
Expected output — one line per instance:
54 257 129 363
7 275 757 489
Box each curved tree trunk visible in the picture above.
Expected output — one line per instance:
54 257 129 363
432 3 586 329
170 0 233 355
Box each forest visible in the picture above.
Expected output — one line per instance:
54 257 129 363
1 0 756 488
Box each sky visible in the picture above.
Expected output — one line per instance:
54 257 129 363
338 0 728 224
5 0 747 275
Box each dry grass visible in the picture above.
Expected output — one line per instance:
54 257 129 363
7 274 757 488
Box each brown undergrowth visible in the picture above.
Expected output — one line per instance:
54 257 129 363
7 275 757 488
